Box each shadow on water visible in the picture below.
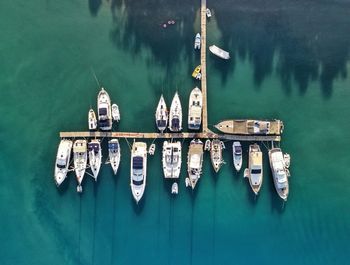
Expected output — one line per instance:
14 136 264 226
88 0 102 17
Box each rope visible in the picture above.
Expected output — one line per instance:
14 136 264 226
124 137 132 151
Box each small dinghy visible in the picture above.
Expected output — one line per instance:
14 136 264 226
171 182 178 194
206 8 212 18
112 103 120 122
232 141 242 172
220 141 226 149
194 33 201 49
204 139 211 151
283 153 291 168
149 143 156 155
88 109 97 130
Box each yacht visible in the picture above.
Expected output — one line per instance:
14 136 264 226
54 139 73 186
185 139 203 189
88 139 102 181
108 139 120 175
194 33 201 49
97 87 112 130
73 140 87 193
232 141 242 172
214 119 284 135
88 109 97 130
244 144 263 195
268 148 290 201
188 87 202 130
210 139 224 173
155 95 168 133
168 92 182 132
112 103 120 122
162 141 182 179
130 141 147 203
209 45 230 60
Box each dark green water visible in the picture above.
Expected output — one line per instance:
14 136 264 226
1 0 350 264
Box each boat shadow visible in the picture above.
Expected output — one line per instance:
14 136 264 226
267 175 286 214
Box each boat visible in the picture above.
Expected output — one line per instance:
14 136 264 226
171 182 178 194
130 141 147 203
188 87 202 130
97 87 112 131
206 8 212 18
168 92 182 132
149 143 156 155
204 139 211 151
155 95 168 133
108 139 120 175
194 33 201 49
268 148 290 201
112 103 120 122
214 119 284 135
88 139 102 181
185 139 203 189
244 144 263 195
54 139 73 186
162 141 182 179
210 139 224 173
73 140 87 193
192 65 201 79
284 153 291 168
232 141 242 172
209 45 230 60
88 109 97 130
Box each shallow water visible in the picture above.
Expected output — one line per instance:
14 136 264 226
1 1 350 264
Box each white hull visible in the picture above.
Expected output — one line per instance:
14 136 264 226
169 92 182 132
108 139 121 175
244 144 263 195
88 140 102 180
54 139 73 186
188 87 202 130
162 141 182 179
73 140 87 189
269 148 289 201
209 45 230 59
232 141 242 172
88 109 97 130
130 142 147 203
97 87 112 131
112 103 120 122
194 33 201 49
155 95 168 133
186 139 203 189
210 139 223 173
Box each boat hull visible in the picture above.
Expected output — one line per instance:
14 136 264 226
210 139 223 173
130 142 147 203
268 148 289 201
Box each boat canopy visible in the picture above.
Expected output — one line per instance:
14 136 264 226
99 108 107 116
109 142 119 150
99 119 110 127
234 145 242 154
172 118 180 130
133 156 143 170
88 143 100 152
190 154 201 168
73 143 86 153
157 119 167 128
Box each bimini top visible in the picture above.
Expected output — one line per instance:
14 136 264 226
88 143 100 153
133 156 143 170
108 142 119 151
99 107 107 116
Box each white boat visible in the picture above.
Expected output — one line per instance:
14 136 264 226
149 143 156 155
188 87 202 130
284 153 291 168
214 119 284 135
209 45 230 60
169 92 182 132
210 139 224 173
186 139 203 189
73 140 87 193
232 141 242 172
171 182 178 194
97 87 112 131
155 95 168 133
54 139 73 186
204 139 211 151
244 144 263 195
88 109 97 130
269 148 290 201
194 33 201 49
162 141 182 179
108 139 120 175
112 103 120 122
206 8 212 18
130 141 147 203
88 139 102 181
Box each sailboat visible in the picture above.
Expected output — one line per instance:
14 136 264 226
108 139 121 175
54 139 73 186
168 92 182 132
155 95 168 133
73 140 87 193
162 141 182 179
88 139 102 181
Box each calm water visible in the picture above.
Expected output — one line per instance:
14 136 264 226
1 0 350 264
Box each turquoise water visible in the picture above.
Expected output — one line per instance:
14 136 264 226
1 1 350 264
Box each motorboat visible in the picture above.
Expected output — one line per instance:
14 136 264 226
209 45 230 60
149 143 156 155
204 139 211 151
108 139 120 175
171 182 178 194
168 92 182 132
112 103 120 122
210 139 224 173
192 65 201 79
194 33 201 49
130 141 147 203
188 87 202 130
244 144 263 195
97 87 112 130
214 119 284 135
155 95 168 133
232 141 242 172
73 139 87 193
88 109 97 130
162 141 182 179
268 148 290 201
88 139 102 181
206 8 212 18
54 139 73 186
185 139 203 189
